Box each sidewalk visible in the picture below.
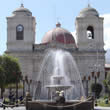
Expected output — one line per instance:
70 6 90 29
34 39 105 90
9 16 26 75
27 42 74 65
0 107 25 110
95 106 110 110
0 106 109 110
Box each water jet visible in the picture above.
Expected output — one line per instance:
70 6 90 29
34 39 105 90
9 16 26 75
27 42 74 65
26 49 94 110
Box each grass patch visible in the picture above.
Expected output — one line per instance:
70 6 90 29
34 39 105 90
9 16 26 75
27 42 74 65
5 83 23 89
97 98 110 107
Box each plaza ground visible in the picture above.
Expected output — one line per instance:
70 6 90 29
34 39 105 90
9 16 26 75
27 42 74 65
0 106 110 110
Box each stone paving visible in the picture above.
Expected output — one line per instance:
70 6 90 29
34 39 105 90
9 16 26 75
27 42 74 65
95 106 110 110
0 106 110 110
0 107 25 110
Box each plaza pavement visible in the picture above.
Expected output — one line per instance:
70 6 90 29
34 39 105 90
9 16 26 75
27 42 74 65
95 106 110 110
0 106 109 110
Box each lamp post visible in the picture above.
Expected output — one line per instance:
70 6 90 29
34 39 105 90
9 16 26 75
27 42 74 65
82 75 91 97
91 71 100 106
16 79 18 100
25 76 32 93
91 71 100 99
15 72 21 100
22 76 25 98
15 71 21 106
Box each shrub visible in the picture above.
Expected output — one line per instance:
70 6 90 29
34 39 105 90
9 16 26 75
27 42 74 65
91 83 103 98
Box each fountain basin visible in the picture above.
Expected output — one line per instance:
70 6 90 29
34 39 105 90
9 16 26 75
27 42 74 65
45 85 72 90
51 75 64 79
26 97 94 110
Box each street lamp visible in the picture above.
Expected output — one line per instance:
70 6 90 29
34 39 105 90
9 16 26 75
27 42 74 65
22 76 25 98
91 71 100 83
25 76 32 93
91 71 100 106
82 75 91 97
91 71 100 98
15 72 22 100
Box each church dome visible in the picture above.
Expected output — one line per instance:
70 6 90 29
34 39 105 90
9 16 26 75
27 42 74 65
79 5 99 17
13 4 32 16
42 22 76 45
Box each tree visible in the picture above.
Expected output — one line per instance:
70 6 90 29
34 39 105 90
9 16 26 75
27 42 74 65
91 83 102 98
0 66 5 98
104 72 110 97
2 54 22 84
0 54 22 99
0 56 6 98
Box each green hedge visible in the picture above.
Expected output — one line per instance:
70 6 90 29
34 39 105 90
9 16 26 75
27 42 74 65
91 83 102 98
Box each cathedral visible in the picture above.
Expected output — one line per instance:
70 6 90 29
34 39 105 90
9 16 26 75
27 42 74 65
6 4 105 86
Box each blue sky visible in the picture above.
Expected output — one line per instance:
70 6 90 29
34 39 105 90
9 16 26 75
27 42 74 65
0 0 110 55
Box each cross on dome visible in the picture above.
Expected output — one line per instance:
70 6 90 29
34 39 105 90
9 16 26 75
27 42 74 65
87 0 91 7
21 3 24 7
19 0 24 7
56 22 61 27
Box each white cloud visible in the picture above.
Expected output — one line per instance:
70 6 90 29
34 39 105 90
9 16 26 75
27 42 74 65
71 31 77 43
101 14 110 50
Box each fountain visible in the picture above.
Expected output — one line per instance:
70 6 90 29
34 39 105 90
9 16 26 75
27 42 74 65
45 73 72 101
26 49 94 110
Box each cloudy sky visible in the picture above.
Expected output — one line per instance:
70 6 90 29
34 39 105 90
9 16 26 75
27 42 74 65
0 0 110 54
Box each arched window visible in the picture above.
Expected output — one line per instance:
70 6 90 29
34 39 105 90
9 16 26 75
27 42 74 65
87 26 94 39
16 25 24 40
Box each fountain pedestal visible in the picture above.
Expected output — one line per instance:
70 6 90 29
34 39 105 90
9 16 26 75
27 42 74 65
45 75 72 100
25 92 32 110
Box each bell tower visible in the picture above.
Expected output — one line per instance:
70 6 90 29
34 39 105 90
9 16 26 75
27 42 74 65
75 5 104 50
7 4 36 52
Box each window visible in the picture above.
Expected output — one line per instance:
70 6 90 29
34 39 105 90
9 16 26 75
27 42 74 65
87 26 94 39
16 25 24 40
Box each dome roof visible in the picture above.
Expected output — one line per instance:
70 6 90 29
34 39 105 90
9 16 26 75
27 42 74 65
79 5 99 17
42 22 76 45
13 4 32 16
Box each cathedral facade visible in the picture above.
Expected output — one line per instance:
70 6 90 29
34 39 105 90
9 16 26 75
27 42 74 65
6 4 105 86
